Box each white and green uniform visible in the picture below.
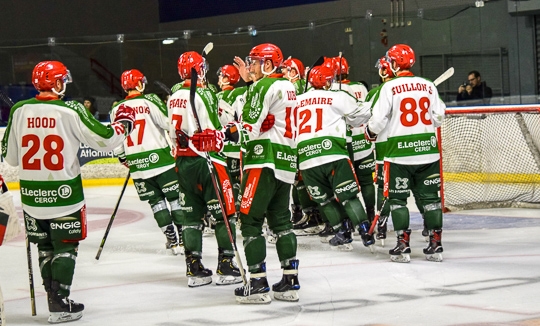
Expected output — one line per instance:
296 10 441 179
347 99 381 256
2 98 126 219
218 86 247 159
238 75 297 272
110 93 180 238
167 83 236 259
367 73 446 232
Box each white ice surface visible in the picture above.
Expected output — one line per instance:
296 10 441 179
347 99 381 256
1 185 540 326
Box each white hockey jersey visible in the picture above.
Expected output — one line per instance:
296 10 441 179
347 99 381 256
110 93 175 180
218 86 247 159
295 89 371 170
1 98 127 219
241 76 297 184
368 74 446 165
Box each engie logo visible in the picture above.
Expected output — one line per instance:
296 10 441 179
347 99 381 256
335 181 358 194
51 221 81 230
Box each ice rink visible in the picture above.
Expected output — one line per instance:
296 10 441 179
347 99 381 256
1 184 540 326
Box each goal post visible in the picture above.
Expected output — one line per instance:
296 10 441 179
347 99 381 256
440 105 540 211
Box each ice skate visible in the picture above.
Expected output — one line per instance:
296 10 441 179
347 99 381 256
290 204 303 225
47 281 84 324
318 222 337 243
203 212 216 236
216 253 244 285
329 219 353 251
292 209 322 236
376 215 388 247
163 224 179 255
235 263 271 304
357 221 375 252
185 254 213 287
389 229 411 263
422 217 429 242
272 259 300 302
424 229 443 262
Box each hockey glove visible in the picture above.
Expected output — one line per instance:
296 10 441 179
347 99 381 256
114 104 136 135
260 114 275 132
224 122 240 143
191 129 225 152
175 129 190 149
364 124 378 142
117 152 129 168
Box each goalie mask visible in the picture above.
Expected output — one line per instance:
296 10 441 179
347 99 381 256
178 51 208 81
386 44 415 74
217 65 240 86
281 58 305 80
32 61 72 96
309 65 334 90
246 43 283 75
121 69 147 93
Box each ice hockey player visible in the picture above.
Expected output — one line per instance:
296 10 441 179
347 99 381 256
365 44 446 263
111 69 183 255
281 57 322 236
1 60 135 323
229 43 300 303
331 56 377 226
168 51 242 287
296 65 373 251
216 65 247 211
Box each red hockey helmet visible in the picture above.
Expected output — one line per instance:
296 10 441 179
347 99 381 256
121 69 147 92
333 56 349 75
178 51 208 80
218 65 240 85
32 61 72 93
282 58 305 79
321 57 338 77
376 56 394 79
386 44 415 71
309 65 334 89
247 43 283 68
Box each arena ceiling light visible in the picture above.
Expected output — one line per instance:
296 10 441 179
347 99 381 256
162 37 178 45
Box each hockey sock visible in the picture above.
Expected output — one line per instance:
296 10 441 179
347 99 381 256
275 230 297 263
318 207 329 223
318 198 346 228
358 176 376 210
182 225 203 253
389 199 410 231
169 198 184 225
292 184 300 206
243 235 267 269
151 200 173 228
215 219 236 251
423 202 443 229
342 197 368 227
51 241 79 297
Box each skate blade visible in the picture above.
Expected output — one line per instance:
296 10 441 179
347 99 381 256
203 229 215 236
319 235 334 243
390 253 410 263
188 276 212 287
425 253 443 262
367 244 374 253
274 290 299 302
424 236 429 242
216 275 243 285
330 243 353 251
236 293 272 304
378 239 385 247
48 311 83 324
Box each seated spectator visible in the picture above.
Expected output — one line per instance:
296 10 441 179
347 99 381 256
456 70 492 104
83 96 100 120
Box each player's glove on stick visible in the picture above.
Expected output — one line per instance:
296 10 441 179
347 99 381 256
114 104 136 135
191 129 224 152
260 114 275 132
364 124 377 142
224 122 240 143
117 152 129 168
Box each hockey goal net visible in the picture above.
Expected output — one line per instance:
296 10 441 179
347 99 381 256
440 105 540 211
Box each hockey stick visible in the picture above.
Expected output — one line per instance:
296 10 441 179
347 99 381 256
368 161 390 236
95 172 130 260
304 56 325 93
189 68 248 285
433 67 454 87
0 91 36 315
338 52 343 90
154 81 172 96
202 42 213 58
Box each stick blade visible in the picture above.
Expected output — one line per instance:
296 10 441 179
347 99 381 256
433 67 454 86
202 42 214 57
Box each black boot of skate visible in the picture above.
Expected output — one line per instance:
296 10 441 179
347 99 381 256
389 229 411 263
421 215 429 241
293 208 321 236
273 259 300 302
185 253 213 287
163 224 179 255
291 204 304 225
235 263 271 304
318 221 337 243
176 224 184 247
329 219 353 250
216 249 243 285
47 280 84 324
424 229 443 262
357 221 375 250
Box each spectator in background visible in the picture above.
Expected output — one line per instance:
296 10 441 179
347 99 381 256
83 97 100 120
456 70 492 105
